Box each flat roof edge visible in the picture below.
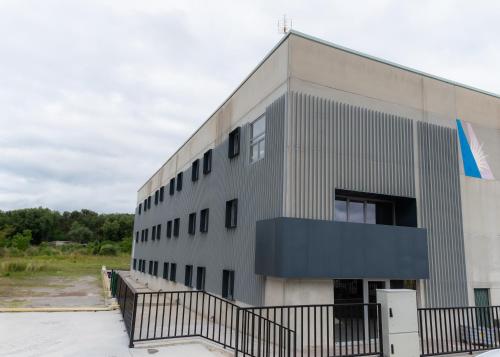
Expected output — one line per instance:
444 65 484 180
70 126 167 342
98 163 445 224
137 32 292 194
288 29 499 99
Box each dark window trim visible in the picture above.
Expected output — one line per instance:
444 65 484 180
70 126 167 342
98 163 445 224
169 263 177 282
138 203 142 215
176 172 183 191
159 186 165 202
156 224 161 240
200 208 209 233
163 262 169 279
203 149 212 174
196 267 206 290
154 190 159 205
173 218 180 237
152 226 156 241
166 220 172 238
169 178 175 195
225 199 238 228
184 265 193 287
228 127 241 158
192 159 199 182
188 212 196 235
222 269 235 300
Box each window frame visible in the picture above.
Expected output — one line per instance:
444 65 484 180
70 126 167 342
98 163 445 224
334 194 396 225
138 203 142 215
176 172 183 191
222 269 235 300
166 220 172 238
154 190 159 205
196 267 206 290
135 231 139 243
159 186 165 202
169 178 175 195
173 218 180 237
250 115 266 163
133 258 137 270
170 263 177 282
192 159 200 182
188 212 196 235
184 265 193 287
156 224 161 240
225 199 238 228
152 225 156 241
147 196 152 209
203 149 212 174
153 261 158 276
200 208 209 233
228 127 241 159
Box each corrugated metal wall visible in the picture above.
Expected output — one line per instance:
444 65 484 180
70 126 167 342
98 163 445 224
285 92 415 219
132 95 286 306
418 122 468 307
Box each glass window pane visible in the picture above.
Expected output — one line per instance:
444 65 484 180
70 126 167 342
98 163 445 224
258 140 265 159
252 117 265 139
334 198 347 222
251 144 258 162
366 203 376 224
348 200 364 223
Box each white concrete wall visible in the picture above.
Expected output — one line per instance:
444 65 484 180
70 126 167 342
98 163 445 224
264 277 334 306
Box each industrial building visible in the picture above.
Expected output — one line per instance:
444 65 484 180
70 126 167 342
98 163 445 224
131 30 500 308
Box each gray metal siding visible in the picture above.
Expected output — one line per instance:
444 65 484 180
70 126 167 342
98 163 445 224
132 95 286 305
418 122 468 307
285 92 415 219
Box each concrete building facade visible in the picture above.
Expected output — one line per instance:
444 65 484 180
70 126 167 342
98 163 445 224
131 31 500 309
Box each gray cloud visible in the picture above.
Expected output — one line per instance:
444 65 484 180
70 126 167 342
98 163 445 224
0 0 498 213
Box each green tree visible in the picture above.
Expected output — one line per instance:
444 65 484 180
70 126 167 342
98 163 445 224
11 230 32 251
67 222 94 243
101 218 121 242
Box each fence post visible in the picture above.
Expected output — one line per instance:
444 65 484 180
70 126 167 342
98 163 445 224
377 289 419 357
129 292 138 348
235 307 240 357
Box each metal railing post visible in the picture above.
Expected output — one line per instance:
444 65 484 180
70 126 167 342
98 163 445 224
235 307 240 357
129 292 138 348
377 304 384 357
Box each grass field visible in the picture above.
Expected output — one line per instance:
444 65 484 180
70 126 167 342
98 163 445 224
0 254 130 308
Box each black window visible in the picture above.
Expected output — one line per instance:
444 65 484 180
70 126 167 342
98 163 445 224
144 198 147 212
184 265 193 287
228 127 241 158
135 231 139 243
133 259 137 270
176 172 183 191
147 196 152 209
192 159 199 181
141 230 144 242
196 267 206 290
334 195 395 225
163 262 169 279
148 261 153 275
173 218 180 237
142 260 146 273
188 212 196 235
170 263 177 282
154 190 159 205
200 209 209 233
145 228 149 242
203 149 212 174
225 199 238 228
169 178 175 195
152 226 156 241
159 186 165 202
156 224 161 240
153 261 158 276
222 270 235 300
138 203 142 215
166 220 172 238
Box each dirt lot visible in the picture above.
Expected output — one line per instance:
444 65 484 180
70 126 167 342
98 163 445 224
0 274 104 308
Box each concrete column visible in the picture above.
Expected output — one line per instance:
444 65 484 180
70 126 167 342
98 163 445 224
377 289 420 357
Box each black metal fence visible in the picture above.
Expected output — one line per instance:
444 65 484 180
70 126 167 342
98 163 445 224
237 304 383 357
114 272 383 356
418 306 500 356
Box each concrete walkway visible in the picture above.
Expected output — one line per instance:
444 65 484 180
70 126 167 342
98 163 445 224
0 310 230 357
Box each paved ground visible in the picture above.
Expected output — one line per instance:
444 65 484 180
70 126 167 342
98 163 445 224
0 275 104 308
0 310 230 357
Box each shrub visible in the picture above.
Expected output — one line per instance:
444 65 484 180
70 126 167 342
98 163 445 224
1 261 27 272
119 237 132 253
8 247 24 257
11 230 32 251
99 244 117 256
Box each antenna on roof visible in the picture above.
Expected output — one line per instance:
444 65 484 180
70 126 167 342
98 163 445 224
278 14 292 34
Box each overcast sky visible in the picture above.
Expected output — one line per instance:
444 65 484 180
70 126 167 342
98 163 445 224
0 0 498 213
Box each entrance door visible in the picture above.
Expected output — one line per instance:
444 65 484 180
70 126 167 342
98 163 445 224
368 281 386 304
474 288 491 327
